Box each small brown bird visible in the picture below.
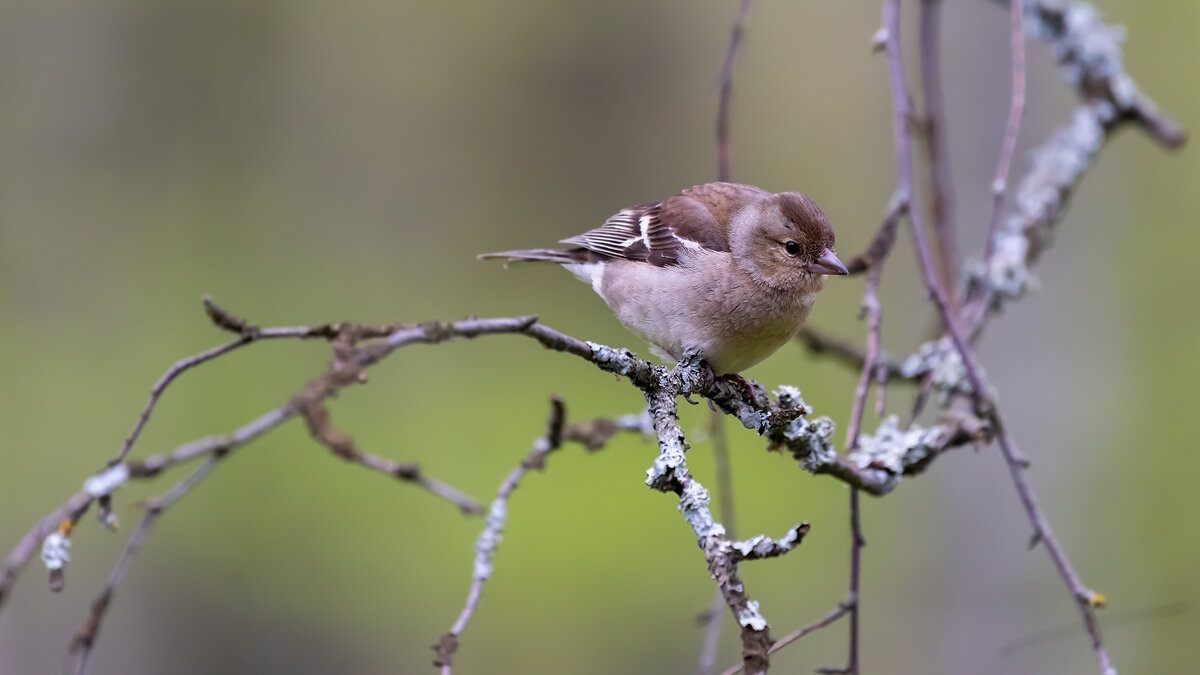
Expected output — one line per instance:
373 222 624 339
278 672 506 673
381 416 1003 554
480 182 847 375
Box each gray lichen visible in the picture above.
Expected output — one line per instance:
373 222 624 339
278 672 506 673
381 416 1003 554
678 480 726 541
848 416 942 476
728 523 808 561
736 600 768 631
779 414 837 472
471 500 506 581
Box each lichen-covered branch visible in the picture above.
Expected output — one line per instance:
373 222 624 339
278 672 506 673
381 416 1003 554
962 0 1186 331
434 398 645 673
642 382 810 675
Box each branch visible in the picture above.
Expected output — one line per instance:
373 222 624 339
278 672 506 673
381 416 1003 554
434 398 643 672
882 3 1118 671
881 0 988 405
718 599 854 675
919 0 961 302
961 0 1186 330
295 394 485 515
107 296 366 467
795 326 907 382
981 0 1027 269
716 0 756 183
643 379 810 675
69 455 224 675
1000 0 1185 149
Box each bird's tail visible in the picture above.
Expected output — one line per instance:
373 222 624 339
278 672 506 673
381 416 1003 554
477 247 600 265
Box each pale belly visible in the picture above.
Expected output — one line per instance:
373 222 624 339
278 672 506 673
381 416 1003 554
593 257 818 374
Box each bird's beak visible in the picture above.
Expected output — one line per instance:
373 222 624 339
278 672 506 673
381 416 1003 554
809 248 849 276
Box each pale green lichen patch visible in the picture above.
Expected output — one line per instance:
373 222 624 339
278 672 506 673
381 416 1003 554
737 600 768 631
849 416 941 476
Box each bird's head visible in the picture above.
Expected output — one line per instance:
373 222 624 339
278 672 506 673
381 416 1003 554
732 191 847 290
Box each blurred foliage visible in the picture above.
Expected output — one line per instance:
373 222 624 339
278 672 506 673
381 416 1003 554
1 1 1197 673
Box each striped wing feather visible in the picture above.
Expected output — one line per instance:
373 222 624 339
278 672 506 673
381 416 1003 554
560 183 767 267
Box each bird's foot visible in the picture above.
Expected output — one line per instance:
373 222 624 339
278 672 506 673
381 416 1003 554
720 373 761 405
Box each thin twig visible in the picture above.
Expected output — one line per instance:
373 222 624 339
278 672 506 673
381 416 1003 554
982 0 1026 266
881 4 1113 670
840 489 864 675
70 454 224 675
795 327 907 381
718 600 854 675
989 410 1113 674
716 0 756 183
295 397 485 515
880 0 987 406
829 201 892 675
960 0 1028 330
107 297 355 467
988 0 1184 151
919 0 960 304
0 406 291 610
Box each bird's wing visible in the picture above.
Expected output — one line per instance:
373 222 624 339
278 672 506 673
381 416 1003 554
560 182 769 267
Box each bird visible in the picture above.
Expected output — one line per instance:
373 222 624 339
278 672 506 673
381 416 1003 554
479 182 847 375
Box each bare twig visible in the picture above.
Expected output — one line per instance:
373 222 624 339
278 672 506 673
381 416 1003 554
295 397 485 515
795 327 907 382
716 0 756 183
837 489 865 675
70 455 224 675
107 297 362 467
918 0 960 303
0 405 291 610
844 192 907 276
982 0 1026 267
988 410 1113 673
816 196 897 675
880 0 987 405
718 599 854 675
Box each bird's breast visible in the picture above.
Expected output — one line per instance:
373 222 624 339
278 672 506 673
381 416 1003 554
593 254 818 374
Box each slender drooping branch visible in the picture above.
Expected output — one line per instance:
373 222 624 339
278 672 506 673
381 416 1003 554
881 2 1116 671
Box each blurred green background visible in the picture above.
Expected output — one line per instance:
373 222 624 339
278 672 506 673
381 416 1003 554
1 1 1196 673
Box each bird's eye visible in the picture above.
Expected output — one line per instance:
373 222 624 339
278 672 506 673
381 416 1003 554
784 241 801 256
